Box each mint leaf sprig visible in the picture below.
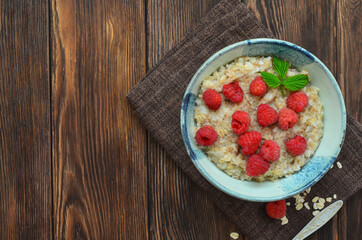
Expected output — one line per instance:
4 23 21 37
260 57 309 97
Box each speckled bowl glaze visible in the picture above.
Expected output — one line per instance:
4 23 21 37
180 38 346 202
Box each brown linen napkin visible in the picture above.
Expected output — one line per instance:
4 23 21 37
127 0 362 239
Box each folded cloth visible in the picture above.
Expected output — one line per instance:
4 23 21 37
127 0 362 239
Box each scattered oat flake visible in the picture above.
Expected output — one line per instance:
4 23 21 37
313 210 320 216
296 203 303 210
317 202 324 210
294 195 303 204
312 197 319 203
281 216 289 225
337 162 342 169
313 203 318 210
330 164 333 169
326 197 332 202
303 192 307 196
306 188 311 194
286 202 291 206
333 194 337 199
293 194 300 199
304 202 310 210
319 198 325 204
230 232 239 239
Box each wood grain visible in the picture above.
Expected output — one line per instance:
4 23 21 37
337 1 361 240
245 0 337 72
147 0 241 239
0 0 360 239
51 0 148 239
0 0 52 239
337 0 361 123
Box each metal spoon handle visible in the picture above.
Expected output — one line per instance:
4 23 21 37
292 200 343 240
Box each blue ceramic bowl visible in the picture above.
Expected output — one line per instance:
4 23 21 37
180 38 346 202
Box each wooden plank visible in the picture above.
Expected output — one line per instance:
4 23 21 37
51 0 148 239
245 0 337 72
337 1 361 240
337 0 361 123
345 191 362 240
147 0 241 239
0 0 52 239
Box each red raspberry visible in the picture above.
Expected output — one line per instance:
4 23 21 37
231 111 250 135
278 108 298 130
203 89 222 110
249 76 267 96
257 104 278 127
195 125 218 146
246 154 270 177
222 81 244 103
266 200 286 219
287 91 309 113
285 135 307 155
237 131 262 156
260 140 280 162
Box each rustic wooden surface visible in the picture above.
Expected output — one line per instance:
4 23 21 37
51 0 148 239
0 0 52 239
0 0 361 239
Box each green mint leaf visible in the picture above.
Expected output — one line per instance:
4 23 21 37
273 56 289 80
260 72 281 88
283 74 309 91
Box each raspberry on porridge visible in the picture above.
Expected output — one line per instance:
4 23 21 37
193 56 323 182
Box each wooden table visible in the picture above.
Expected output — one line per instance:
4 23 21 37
0 0 360 239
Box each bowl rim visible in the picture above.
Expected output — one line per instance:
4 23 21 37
180 38 347 202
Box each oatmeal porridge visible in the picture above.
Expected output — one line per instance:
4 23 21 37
193 56 324 182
